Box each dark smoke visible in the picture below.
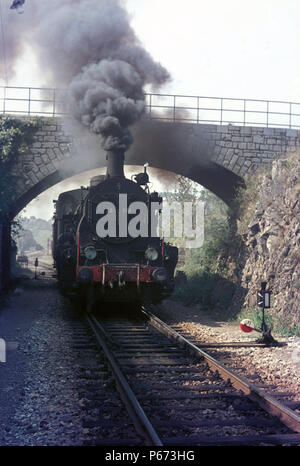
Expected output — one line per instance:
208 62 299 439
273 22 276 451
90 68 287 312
2 0 170 150
67 58 145 150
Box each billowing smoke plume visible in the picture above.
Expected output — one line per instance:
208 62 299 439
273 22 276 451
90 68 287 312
67 59 145 150
2 0 170 150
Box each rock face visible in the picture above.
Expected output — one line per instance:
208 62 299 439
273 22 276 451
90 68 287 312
237 155 300 328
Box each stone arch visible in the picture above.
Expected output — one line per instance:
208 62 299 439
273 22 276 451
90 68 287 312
12 159 243 219
9 116 300 219
11 118 248 217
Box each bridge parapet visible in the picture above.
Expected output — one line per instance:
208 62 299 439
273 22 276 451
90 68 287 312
1 86 300 128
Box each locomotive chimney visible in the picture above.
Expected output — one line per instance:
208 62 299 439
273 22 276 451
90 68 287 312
105 150 125 178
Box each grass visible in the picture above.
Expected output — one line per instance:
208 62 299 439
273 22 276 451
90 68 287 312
235 306 300 337
273 318 300 337
235 306 273 330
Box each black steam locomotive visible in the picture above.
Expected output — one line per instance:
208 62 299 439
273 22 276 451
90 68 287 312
52 150 178 312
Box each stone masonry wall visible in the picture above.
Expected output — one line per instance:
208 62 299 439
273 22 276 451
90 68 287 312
193 124 300 177
11 118 300 207
12 119 72 201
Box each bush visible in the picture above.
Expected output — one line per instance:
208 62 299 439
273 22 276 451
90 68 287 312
163 177 233 312
172 271 221 308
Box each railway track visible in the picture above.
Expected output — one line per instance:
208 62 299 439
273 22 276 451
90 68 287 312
84 307 300 446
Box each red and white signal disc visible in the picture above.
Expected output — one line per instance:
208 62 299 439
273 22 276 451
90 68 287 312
240 319 254 333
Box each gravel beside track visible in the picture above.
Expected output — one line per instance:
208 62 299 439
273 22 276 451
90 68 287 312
0 260 299 446
89 313 299 445
0 276 139 446
154 300 300 414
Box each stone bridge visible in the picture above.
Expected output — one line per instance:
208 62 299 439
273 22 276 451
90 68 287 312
10 117 300 215
1 115 299 291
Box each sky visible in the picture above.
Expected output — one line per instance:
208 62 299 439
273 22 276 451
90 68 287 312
1 0 299 219
3 0 300 101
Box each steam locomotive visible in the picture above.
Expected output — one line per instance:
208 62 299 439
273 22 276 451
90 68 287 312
52 149 178 312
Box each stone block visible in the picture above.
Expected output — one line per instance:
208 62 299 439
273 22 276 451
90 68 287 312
46 162 55 174
42 142 59 148
30 148 43 154
23 154 34 162
35 131 46 136
40 165 50 176
225 149 235 160
217 125 229 133
34 156 43 166
253 135 264 143
28 171 40 184
263 128 275 136
286 129 298 137
228 154 239 167
43 125 57 132
53 147 64 160
44 135 56 142
42 154 50 164
47 148 56 160
241 126 252 134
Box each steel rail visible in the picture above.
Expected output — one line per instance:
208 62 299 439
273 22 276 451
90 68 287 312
85 314 163 446
142 307 300 435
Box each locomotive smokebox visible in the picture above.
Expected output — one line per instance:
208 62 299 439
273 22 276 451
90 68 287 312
106 150 125 178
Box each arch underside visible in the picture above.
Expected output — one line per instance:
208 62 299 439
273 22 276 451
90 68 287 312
13 120 245 217
13 161 243 218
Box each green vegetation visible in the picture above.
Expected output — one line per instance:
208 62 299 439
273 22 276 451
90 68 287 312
235 306 300 337
235 306 273 331
273 319 300 338
168 156 300 337
163 176 233 311
17 216 52 251
0 116 42 221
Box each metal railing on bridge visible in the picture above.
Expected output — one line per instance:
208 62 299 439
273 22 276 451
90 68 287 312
0 85 300 129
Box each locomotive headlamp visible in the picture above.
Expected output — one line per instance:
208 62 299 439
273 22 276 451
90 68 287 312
145 247 158 261
152 268 167 282
84 246 97 260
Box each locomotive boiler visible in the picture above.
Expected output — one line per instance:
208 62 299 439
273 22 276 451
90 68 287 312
52 149 178 312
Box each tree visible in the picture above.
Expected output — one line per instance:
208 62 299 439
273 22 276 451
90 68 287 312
0 116 41 220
